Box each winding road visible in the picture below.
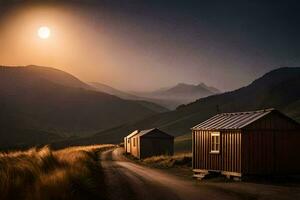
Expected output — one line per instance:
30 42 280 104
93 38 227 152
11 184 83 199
100 148 242 200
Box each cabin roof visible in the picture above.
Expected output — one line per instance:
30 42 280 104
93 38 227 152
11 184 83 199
137 128 156 137
136 128 174 138
192 108 276 130
126 130 139 139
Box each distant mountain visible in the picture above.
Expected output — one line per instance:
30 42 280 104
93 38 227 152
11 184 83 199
197 83 220 94
152 82 220 98
89 82 169 112
131 82 220 109
0 65 161 148
84 67 300 144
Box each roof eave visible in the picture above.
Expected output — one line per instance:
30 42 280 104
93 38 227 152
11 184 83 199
192 128 242 131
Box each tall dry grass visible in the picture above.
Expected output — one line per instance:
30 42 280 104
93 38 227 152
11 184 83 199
143 153 192 168
0 144 114 200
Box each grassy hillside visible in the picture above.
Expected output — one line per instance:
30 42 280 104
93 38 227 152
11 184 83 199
0 144 114 200
87 67 300 144
134 100 169 113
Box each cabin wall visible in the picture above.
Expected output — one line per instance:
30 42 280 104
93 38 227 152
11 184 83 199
130 135 140 158
126 138 131 153
242 130 300 175
124 138 127 153
242 113 300 175
140 137 174 159
192 130 242 174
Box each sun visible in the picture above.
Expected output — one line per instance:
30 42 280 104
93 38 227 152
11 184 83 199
38 26 51 39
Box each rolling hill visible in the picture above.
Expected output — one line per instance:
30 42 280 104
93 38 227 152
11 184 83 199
21 65 92 89
85 67 300 145
0 65 164 148
89 82 139 100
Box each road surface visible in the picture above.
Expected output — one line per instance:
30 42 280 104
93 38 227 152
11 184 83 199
100 148 241 200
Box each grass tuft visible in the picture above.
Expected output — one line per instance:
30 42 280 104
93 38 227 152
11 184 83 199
143 153 192 168
0 144 114 200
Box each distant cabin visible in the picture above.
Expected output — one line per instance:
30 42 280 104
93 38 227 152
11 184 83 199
124 128 174 159
192 108 300 179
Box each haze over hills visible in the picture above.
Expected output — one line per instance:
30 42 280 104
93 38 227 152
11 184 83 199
89 82 168 113
90 81 218 110
131 83 220 109
90 81 220 110
89 82 139 100
84 67 300 144
0 65 166 148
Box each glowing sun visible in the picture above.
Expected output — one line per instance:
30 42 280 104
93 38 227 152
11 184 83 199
38 26 51 39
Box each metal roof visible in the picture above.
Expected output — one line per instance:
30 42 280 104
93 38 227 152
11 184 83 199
137 128 174 138
192 108 275 130
136 128 157 137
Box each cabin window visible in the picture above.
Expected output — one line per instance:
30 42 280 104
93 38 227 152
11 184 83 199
128 140 130 143
210 132 220 153
133 138 136 147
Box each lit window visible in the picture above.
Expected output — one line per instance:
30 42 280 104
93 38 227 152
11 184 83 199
211 132 220 153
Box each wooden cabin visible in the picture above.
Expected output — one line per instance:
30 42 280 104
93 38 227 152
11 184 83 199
192 108 300 179
124 130 139 154
127 128 174 159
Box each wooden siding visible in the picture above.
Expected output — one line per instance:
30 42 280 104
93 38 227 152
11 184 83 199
242 112 300 175
130 135 140 158
242 130 300 175
244 111 299 130
129 129 174 159
126 138 131 153
193 130 242 173
140 138 173 159
124 138 127 153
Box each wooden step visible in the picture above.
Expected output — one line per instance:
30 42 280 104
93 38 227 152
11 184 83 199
193 171 210 180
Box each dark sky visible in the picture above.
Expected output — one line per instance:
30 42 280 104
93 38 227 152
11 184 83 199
1 0 300 91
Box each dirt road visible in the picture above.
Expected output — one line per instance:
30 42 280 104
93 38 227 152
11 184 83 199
100 148 300 200
100 148 247 200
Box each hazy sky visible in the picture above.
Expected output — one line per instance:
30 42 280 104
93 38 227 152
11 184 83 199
0 0 299 91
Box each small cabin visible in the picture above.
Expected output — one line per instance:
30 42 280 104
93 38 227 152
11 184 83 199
125 128 174 159
192 108 300 179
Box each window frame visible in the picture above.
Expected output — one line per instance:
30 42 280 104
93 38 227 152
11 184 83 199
210 131 221 154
